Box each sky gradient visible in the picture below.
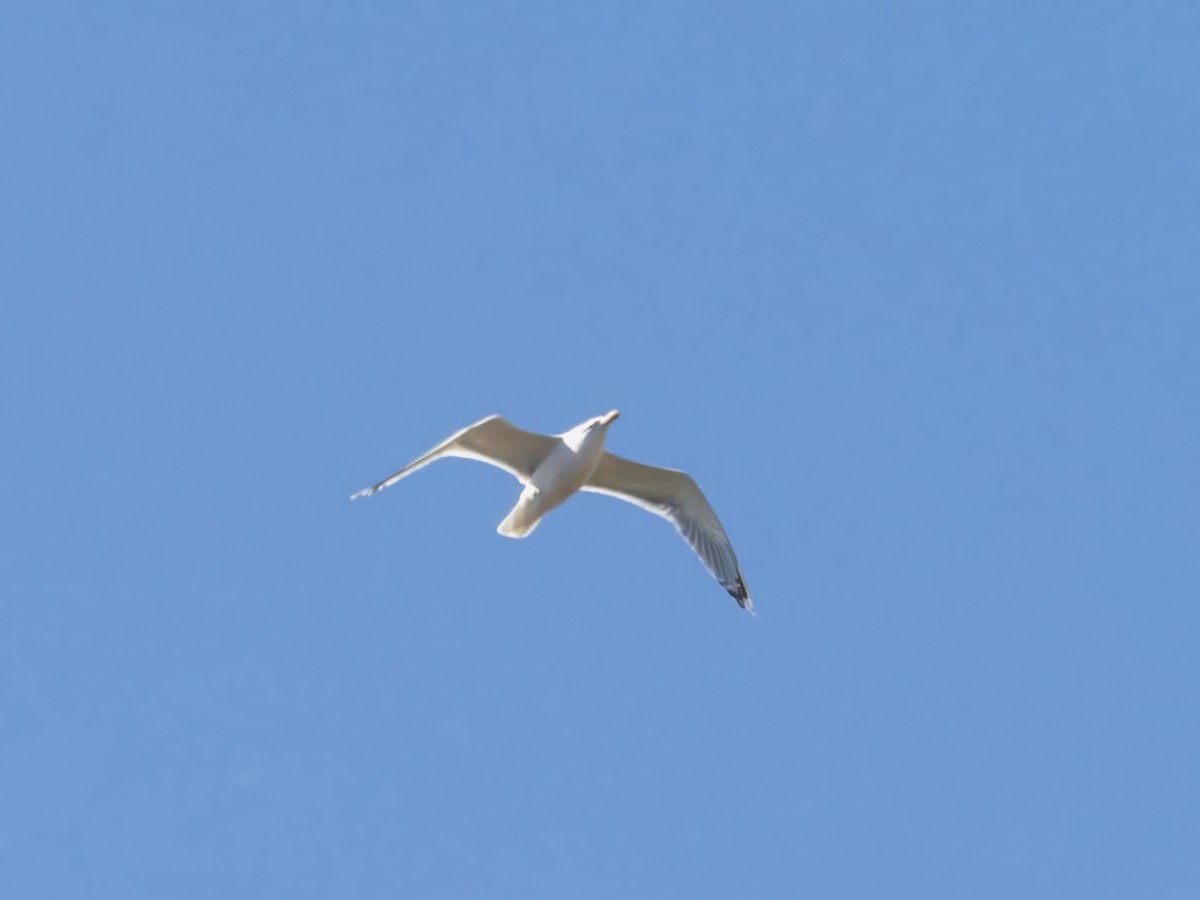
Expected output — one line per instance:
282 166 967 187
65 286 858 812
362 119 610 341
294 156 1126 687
4 2 1199 897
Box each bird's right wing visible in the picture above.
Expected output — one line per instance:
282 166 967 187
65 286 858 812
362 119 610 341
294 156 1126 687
350 416 558 500
583 452 752 611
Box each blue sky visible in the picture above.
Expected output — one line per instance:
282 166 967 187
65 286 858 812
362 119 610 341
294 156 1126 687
3 2 1198 897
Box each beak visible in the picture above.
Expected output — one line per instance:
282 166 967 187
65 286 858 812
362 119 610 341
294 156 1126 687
600 410 620 425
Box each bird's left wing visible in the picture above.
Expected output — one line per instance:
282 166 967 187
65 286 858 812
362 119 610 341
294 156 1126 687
350 415 557 500
583 452 752 611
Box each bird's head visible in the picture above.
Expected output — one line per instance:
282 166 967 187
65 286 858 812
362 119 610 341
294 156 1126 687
563 409 620 451
591 409 620 429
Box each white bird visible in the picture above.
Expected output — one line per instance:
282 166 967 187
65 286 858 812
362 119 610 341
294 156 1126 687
351 410 753 611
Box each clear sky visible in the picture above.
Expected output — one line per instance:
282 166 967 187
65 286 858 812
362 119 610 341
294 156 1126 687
4 2 1198 897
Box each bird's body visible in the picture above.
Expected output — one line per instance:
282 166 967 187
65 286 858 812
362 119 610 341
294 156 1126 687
351 410 752 611
497 415 611 537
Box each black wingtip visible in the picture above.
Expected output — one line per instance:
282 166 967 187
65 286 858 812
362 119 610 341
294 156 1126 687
728 577 754 614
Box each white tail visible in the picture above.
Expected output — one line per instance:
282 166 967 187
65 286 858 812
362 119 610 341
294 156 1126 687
497 494 542 538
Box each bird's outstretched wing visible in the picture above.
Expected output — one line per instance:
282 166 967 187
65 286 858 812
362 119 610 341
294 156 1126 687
350 416 558 500
583 452 752 611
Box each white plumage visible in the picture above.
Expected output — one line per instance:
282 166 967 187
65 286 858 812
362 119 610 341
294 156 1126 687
351 410 752 612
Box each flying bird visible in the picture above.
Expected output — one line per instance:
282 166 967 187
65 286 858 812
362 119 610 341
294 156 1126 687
350 410 752 611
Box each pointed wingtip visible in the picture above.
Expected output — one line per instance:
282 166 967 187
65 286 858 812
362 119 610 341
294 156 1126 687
349 487 375 501
729 578 754 614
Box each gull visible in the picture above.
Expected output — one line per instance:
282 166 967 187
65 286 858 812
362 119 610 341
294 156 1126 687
351 410 753 611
